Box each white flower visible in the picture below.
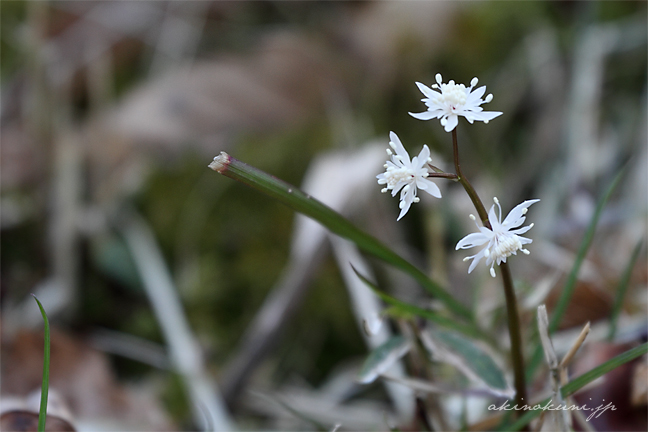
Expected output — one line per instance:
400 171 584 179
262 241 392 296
409 74 503 132
377 132 442 220
456 197 540 277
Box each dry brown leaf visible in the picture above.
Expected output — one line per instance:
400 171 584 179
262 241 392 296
545 280 612 330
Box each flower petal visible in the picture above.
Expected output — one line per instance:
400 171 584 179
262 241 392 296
391 182 405 196
421 104 445 117
397 189 415 221
409 110 437 121
487 204 500 230
502 199 540 228
467 248 489 273
519 236 533 245
467 110 503 122
415 82 439 99
388 131 411 164
456 232 490 250
416 145 430 168
510 225 532 235
443 114 459 132
466 85 486 104
417 178 442 198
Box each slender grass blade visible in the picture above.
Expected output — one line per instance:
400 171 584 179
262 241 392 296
526 169 625 380
607 240 643 341
209 152 472 320
351 266 494 345
32 294 50 432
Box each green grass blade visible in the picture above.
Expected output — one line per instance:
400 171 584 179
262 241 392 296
504 342 647 431
351 266 494 345
526 169 625 380
607 239 643 341
32 294 50 432
432 329 508 391
549 168 625 332
209 152 472 320
357 335 409 384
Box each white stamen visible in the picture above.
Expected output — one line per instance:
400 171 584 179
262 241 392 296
469 214 476 220
485 94 493 103
492 235 523 259
463 257 471 262
522 249 530 255
471 77 478 87
386 149 393 155
490 268 496 278
413 197 420 203
436 81 468 108
493 197 499 204
435 73 442 84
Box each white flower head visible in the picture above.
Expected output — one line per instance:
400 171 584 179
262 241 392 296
456 197 540 277
410 74 503 132
377 132 442 220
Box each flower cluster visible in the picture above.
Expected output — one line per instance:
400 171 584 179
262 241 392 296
410 74 502 132
456 198 539 277
377 73 539 276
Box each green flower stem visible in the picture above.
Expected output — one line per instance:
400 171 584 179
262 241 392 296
452 129 490 226
32 294 50 432
209 152 474 321
500 262 528 409
450 129 528 414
